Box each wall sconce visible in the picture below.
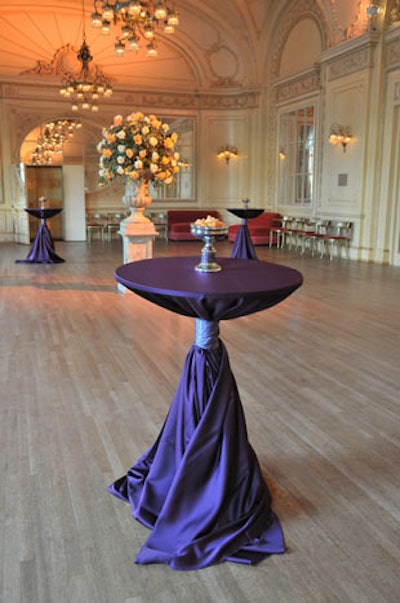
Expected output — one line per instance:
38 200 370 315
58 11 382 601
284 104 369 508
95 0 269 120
217 145 238 164
328 124 353 152
279 148 286 160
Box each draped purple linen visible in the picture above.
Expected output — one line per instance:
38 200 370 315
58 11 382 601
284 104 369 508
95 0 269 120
16 209 64 264
228 208 264 260
231 223 258 260
111 257 303 570
115 257 302 321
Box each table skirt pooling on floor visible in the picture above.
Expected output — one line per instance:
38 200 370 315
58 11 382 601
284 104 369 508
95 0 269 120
108 319 285 570
16 223 64 264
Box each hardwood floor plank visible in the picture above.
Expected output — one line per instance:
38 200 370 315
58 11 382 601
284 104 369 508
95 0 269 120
1 239 399 602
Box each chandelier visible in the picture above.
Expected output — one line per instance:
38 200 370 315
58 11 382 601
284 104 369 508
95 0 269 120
91 1 180 57
31 120 82 165
60 1 113 111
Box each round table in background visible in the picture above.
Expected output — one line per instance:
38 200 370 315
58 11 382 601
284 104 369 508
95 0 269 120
228 208 264 260
16 208 64 264
110 256 303 571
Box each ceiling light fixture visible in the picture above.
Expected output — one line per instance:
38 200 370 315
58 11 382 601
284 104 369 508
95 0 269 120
30 119 82 165
60 0 113 111
91 1 180 57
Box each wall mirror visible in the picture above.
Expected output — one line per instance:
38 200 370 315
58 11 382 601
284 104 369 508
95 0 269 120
278 104 315 208
20 115 196 202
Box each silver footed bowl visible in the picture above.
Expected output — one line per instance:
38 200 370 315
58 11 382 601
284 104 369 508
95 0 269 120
190 223 229 239
190 223 229 273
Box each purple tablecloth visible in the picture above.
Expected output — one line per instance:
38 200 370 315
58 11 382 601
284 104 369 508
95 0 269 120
228 209 264 260
111 257 303 570
16 208 64 264
231 223 258 260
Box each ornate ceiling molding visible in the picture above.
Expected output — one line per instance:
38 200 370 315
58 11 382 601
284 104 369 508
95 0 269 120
274 67 320 106
124 89 259 110
328 0 369 44
204 38 242 88
20 44 112 83
321 32 379 80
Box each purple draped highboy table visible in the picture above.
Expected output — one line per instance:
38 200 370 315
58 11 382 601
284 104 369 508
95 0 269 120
228 208 264 260
16 208 64 264
111 256 303 570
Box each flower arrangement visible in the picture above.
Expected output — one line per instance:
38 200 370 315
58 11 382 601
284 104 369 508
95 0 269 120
97 112 180 187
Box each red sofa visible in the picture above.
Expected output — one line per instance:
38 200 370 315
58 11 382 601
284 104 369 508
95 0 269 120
228 212 282 246
168 210 221 241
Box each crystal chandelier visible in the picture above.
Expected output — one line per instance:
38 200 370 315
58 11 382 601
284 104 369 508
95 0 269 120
31 120 82 165
91 1 180 57
60 1 113 111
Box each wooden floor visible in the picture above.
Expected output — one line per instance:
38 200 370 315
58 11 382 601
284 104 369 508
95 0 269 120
1 238 399 603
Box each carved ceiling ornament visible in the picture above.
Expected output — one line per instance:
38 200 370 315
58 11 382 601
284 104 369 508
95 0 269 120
20 44 110 82
204 37 242 88
329 0 369 43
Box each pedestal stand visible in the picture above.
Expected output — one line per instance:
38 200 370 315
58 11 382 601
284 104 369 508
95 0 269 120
118 217 158 294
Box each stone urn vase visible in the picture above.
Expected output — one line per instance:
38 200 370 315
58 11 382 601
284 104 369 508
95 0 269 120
123 179 152 223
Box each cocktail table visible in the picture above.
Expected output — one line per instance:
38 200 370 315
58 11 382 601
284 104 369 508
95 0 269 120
110 256 303 570
228 208 264 259
16 208 64 264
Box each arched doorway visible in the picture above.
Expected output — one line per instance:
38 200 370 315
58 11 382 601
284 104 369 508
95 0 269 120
19 118 87 242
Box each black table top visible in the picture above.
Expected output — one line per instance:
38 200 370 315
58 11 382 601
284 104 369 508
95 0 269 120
227 209 264 219
25 208 63 220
